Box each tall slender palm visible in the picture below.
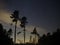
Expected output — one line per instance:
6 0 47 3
10 10 19 44
20 16 28 44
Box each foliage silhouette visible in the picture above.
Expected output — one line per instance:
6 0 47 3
0 23 13 45
38 28 60 45
8 28 13 37
20 16 27 28
20 16 28 44
31 27 39 44
10 10 19 44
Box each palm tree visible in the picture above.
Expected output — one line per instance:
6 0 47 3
10 10 19 44
20 16 28 44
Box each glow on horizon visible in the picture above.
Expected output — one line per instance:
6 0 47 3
0 10 47 43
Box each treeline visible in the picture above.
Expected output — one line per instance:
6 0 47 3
0 23 14 45
38 28 60 45
0 22 60 45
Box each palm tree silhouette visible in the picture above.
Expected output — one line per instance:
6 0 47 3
10 10 19 44
20 16 28 44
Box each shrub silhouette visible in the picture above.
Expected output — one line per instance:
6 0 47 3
38 28 60 45
0 23 13 45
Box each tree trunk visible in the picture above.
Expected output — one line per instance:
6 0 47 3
14 21 17 44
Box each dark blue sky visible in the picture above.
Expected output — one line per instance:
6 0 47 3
7 0 60 32
1 0 60 33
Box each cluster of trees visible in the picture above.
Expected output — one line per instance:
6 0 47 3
38 28 60 45
0 10 60 45
10 10 28 44
0 23 14 45
0 10 27 45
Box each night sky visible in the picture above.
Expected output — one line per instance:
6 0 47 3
0 0 60 43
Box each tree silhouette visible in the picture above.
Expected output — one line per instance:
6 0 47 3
8 28 12 37
31 27 39 44
10 10 19 44
0 23 13 45
38 28 60 45
20 16 28 44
